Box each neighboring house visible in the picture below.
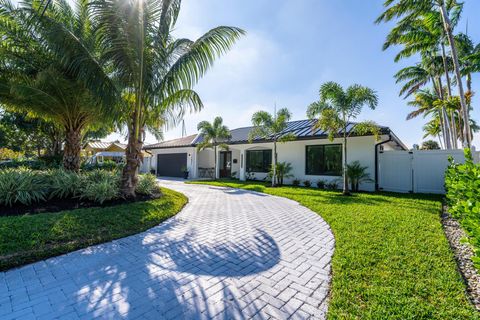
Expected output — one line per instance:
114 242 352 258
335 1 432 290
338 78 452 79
83 141 127 163
144 119 406 191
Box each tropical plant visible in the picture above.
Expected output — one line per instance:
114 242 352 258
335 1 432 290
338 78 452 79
346 161 373 192
292 178 300 186
377 0 473 148
268 161 293 186
316 179 327 189
197 117 231 180
249 108 296 187
421 140 441 150
136 173 159 196
307 82 379 195
0 169 49 206
0 0 115 171
48 169 81 199
82 0 244 197
303 180 312 188
78 170 120 204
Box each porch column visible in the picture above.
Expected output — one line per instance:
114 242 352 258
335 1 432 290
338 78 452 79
239 149 246 181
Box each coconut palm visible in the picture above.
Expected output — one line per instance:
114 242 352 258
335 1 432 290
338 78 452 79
196 117 231 180
307 82 379 196
248 108 296 187
377 0 472 147
81 0 244 197
0 0 114 171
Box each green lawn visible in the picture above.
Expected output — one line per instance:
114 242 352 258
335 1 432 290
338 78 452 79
188 180 478 319
0 187 187 271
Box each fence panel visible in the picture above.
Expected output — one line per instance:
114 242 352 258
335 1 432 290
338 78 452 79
378 151 413 193
378 149 466 194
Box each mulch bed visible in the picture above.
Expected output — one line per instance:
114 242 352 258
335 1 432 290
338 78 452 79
442 205 480 311
0 193 162 217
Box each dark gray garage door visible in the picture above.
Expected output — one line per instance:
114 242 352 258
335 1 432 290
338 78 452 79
157 153 187 177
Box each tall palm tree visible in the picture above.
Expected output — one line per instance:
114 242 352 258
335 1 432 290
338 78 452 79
86 0 244 197
0 0 114 171
377 0 472 148
248 108 295 187
307 82 379 195
196 117 231 180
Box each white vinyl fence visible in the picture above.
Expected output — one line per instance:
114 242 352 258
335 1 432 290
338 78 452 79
377 149 467 194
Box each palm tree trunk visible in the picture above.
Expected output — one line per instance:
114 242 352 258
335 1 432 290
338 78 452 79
214 144 217 180
437 77 452 149
439 2 472 148
121 115 143 198
63 126 82 172
342 130 350 195
272 140 277 187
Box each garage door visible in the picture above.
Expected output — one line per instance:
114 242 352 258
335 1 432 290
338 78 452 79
157 153 187 177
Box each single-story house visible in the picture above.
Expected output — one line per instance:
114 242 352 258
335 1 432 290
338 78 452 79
143 119 407 191
84 140 152 164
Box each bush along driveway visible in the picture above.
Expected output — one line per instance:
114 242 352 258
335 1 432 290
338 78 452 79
188 180 478 319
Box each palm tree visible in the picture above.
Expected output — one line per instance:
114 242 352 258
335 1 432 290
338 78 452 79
268 162 293 186
248 108 296 187
84 0 244 197
307 82 379 196
0 0 114 171
377 0 472 148
196 117 231 180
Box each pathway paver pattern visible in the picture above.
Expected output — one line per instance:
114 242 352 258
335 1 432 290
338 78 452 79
0 179 334 319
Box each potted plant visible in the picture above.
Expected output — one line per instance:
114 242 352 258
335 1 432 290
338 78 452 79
181 166 189 179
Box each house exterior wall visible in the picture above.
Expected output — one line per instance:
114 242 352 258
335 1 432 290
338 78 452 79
149 147 197 178
146 134 396 190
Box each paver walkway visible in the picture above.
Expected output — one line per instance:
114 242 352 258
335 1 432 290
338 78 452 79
0 179 334 320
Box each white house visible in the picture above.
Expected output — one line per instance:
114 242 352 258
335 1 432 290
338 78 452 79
144 119 406 191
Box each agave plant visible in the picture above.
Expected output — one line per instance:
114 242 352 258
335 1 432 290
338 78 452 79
346 161 373 192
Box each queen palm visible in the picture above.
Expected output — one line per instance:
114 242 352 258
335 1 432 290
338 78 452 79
248 108 295 187
307 82 379 196
377 0 472 147
0 0 114 171
196 117 231 180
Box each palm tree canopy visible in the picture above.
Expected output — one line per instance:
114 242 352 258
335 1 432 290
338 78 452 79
307 82 379 141
248 108 295 143
196 116 231 150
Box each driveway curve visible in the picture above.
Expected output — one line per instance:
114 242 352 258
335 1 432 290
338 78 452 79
1 179 334 320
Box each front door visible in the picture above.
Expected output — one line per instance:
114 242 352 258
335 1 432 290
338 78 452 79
219 151 232 178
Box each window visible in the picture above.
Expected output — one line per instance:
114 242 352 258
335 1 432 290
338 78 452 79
306 144 342 176
246 150 272 173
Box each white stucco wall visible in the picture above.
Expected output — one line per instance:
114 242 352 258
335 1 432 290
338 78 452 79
149 147 197 178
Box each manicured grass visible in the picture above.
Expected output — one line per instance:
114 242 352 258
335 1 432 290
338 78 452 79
188 180 478 319
0 187 187 271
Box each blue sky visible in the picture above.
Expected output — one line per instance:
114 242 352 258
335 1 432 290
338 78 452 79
116 0 480 148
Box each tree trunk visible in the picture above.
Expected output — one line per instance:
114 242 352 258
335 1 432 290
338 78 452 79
437 77 452 149
120 118 143 198
343 131 350 195
272 140 277 187
214 144 217 180
439 2 472 148
63 126 82 172
441 41 458 148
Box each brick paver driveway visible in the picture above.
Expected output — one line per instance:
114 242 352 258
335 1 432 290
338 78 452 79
1 179 334 320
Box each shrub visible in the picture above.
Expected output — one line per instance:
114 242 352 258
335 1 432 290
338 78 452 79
136 174 159 196
326 180 339 190
292 178 300 186
316 180 326 189
0 169 49 206
78 170 120 204
268 162 294 186
303 180 311 187
445 149 480 267
48 169 80 199
81 160 123 171
346 161 372 192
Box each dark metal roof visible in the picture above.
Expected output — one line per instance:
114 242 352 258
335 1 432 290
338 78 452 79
144 134 197 149
144 119 401 150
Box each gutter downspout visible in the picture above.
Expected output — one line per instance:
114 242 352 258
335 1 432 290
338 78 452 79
375 135 392 191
